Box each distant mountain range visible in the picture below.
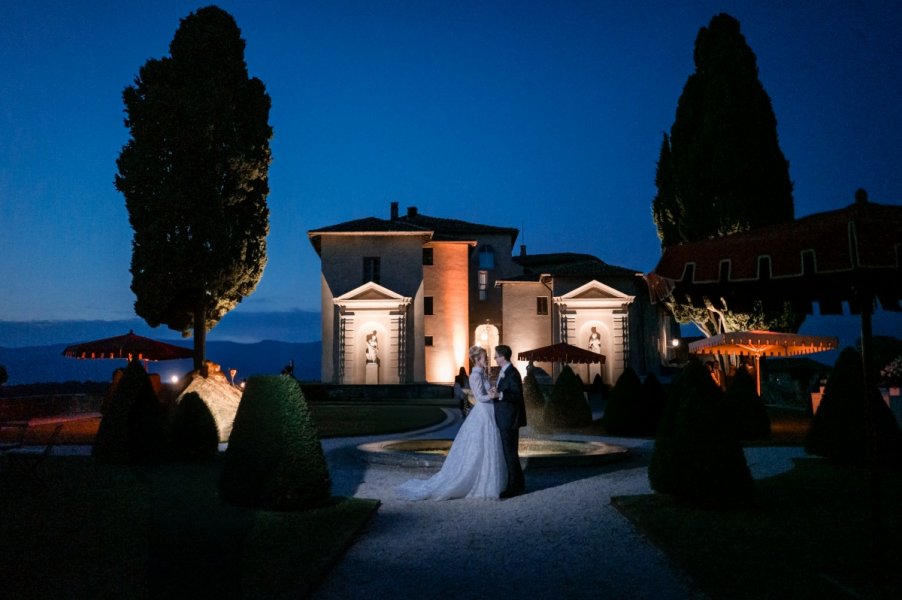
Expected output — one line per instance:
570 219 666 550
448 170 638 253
0 311 321 347
0 340 321 386
0 313 322 385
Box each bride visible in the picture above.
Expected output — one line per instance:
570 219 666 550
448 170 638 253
396 345 507 500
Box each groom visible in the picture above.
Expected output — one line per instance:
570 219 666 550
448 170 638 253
491 345 526 498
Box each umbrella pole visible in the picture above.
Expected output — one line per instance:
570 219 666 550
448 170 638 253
754 354 761 397
860 295 884 584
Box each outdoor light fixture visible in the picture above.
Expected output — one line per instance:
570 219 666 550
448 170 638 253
671 339 681 347
170 375 179 383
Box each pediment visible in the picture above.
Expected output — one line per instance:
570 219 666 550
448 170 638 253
335 281 406 302
559 280 633 301
333 281 410 308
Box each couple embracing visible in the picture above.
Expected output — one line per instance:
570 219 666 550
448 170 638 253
397 344 526 501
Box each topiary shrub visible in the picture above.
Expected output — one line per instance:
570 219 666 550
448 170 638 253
648 358 755 507
522 370 547 431
725 367 771 440
170 391 220 462
544 365 592 429
128 371 167 465
805 347 902 467
602 367 644 435
219 375 331 510
93 359 164 464
638 372 668 437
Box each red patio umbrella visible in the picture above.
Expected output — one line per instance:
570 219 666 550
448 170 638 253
688 330 838 395
646 192 902 574
518 342 606 365
646 193 902 316
62 330 193 362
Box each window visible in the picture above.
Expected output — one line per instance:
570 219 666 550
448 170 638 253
478 270 488 301
536 296 549 315
422 247 433 265
478 245 495 269
424 296 434 315
363 256 381 283
425 336 434 346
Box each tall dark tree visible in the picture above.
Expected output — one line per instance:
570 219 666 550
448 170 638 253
115 6 272 369
652 13 799 337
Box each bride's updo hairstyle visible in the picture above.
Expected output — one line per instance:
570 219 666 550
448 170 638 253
469 345 486 363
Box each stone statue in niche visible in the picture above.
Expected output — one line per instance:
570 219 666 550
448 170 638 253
587 326 602 354
365 330 379 364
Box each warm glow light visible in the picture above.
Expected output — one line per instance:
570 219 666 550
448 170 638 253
671 339 681 347
170 375 179 383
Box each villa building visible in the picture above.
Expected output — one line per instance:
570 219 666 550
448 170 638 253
307 203 679 385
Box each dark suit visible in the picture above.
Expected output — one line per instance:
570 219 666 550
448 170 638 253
494 363 526 495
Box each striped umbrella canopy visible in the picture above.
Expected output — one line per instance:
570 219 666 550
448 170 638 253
688 330 838 395
62 330 193 362
518 342 605 365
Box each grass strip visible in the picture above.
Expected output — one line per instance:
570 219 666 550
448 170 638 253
613 459 902 599
309 403 448 437
0 456 378 599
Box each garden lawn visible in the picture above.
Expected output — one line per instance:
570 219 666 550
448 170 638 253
613 459 902 599
310 402 448 437
3 404 449 445
0 456 378 599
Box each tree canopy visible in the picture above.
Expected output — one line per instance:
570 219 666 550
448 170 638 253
653 13 793 246
115 6 271 369
652 13 800 336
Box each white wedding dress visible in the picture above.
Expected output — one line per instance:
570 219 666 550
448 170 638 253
396 366 507 500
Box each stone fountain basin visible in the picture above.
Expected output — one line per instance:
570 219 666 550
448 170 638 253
358 438 628 468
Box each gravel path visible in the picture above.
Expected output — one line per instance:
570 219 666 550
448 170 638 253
313 409 805 599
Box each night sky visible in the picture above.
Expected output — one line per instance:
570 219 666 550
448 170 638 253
1 1 900 347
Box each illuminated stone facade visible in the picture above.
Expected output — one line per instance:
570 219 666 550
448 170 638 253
308 204 677 384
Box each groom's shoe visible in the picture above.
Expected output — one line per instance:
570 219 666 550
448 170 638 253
500 487 523 499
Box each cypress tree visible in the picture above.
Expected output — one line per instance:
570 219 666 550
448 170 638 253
115 6 272 370
652 13 801 336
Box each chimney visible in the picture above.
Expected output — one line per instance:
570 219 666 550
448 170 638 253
390 201 398 220
520 244 527 257
407 206 418 218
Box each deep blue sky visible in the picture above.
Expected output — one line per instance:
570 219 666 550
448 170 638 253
1 1 900 346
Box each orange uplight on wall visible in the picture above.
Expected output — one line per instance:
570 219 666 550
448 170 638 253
423 241 470 383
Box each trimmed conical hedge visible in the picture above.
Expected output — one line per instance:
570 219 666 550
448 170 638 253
649 359 754 506
639 372 668 437
170 391 220 461
93 359 165 464
523 370 547 430
544 365 592 429
725 367 771 440
805 347 902 467
601 367 643 435
220 375 331 510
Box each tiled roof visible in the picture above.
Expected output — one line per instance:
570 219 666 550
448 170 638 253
397 213 518 242
308 217 429 234
307 209 519 254
511 252 638 280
